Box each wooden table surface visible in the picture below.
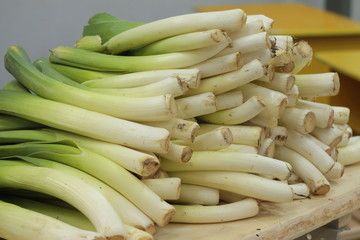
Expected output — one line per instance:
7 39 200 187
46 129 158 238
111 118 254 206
194 3 360 37
154 163 360 240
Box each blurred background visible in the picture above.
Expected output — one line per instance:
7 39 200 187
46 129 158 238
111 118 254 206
0 0 359 87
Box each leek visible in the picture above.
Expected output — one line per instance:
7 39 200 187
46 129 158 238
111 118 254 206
132 29 224 55
105 9 246 54
1 196 154 240
171 198 259 223
5 46 177 122
0 90 170 153
12 156 155 233
171 184 220 206
0 129 160 177
0 142 175 227
169 171 294 203
0 164 125 239
161 151 292 181
49 36 230 72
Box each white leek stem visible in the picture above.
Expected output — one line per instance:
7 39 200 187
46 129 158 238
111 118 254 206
171 184 220 206
304 133 332 155
133 29 225 55
274 146 330 195
241 83 288 118
184 59 266 96
175 126 232 151
296 99 334 128
171 198 259 223
215 32 271 57
332 106 350 125
214 89 243 111
105 9 246 54
24 157 155 233
247 15 274 32
219 144 259 154
189 52 243 78
0 201 105 240
295 72 340 97
140 118 199 143
198 96 265 125
0 165 125 239
199 124 265 147
229 19 265 39
285 129 335 174
243 48 272 65
176 92 216 119
311 125 343 148
255 72 295 93
142 178 181 200
0 91 171 154
278 107 316 134
157 142 193 163
90 76 188 98
241 83 288 127
270 126 288 146
169 171 294 202
161 151 292 181
82 69 201 89
46 128 160 177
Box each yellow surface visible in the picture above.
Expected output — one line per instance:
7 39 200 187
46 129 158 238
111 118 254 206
154 163 360 239
316 49 360 82
195 3 360 37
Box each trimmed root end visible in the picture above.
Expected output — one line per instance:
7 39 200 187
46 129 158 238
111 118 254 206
313 184 331 195
181 146 193 163
211 29 225 42
141 158 161 177
303 111 316 133
159 207 176 227
221 127 234 144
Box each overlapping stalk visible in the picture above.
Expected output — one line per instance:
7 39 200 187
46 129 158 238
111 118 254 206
0 8 359 240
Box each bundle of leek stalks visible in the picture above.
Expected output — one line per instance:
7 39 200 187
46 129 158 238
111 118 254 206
1 9 360 240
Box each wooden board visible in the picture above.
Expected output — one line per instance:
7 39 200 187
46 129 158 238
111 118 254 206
154 163 360 240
